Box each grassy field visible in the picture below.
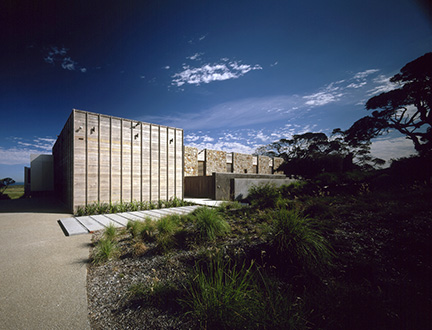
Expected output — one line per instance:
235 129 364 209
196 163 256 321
1 185 25 199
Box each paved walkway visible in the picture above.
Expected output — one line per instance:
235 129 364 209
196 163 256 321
59 205 200 236
0 197 90 330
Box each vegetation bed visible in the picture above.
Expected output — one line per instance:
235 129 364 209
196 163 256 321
87 182 432 330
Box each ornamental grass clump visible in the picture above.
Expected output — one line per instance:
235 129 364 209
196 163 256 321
179 258 305 329
248 183 281 209
190 207 231 241
269 208 332 270
92 237 119 264
104 223 117 241
155 215 182 252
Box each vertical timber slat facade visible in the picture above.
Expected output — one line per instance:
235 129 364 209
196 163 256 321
53 109 184 212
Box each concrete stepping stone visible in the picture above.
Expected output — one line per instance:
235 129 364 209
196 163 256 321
118 212 143 221
104 214 130 226
76 216 105 232
58 217 89 236
58 205 210 236
90 215 123 228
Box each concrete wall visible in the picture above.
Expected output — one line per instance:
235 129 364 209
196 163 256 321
214 172 288 200
30 154 54 192
234 178 297 200
53 109 184 212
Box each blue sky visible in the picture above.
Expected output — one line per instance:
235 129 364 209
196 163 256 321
1 0 431 182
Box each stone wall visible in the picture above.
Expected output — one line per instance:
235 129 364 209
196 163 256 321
273 157 284 174
205 149 227 176
232 153 254 174
184 146 198 177
258 155 272 174
183 147 286 177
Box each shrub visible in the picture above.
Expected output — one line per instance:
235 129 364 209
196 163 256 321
97 202 111 214
85 203 99 215
248 183 280 209
179 258 305 329
279 181 308 199
127 220 146 239
190 207 231 241
268 208 332 269
179 258 257 329
104 223 117 241
92 238 119 264
217 200 247 213
140 218 157 241
156 215 181 252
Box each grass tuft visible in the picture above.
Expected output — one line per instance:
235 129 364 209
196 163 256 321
268 208 332 269
190 207 231 241
179 258 305 329
92 237 119 264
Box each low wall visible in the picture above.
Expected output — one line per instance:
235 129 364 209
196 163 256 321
214 173 288 200
234 178 297 200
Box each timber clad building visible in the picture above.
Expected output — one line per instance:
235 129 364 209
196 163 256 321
53 109 184 212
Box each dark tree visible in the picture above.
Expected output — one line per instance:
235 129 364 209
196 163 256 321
0 177 15 194
256 132 384 177
344 52 432 157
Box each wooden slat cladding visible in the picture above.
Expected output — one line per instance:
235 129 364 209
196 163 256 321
53 109 183 212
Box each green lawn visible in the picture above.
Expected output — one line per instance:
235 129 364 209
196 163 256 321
1 185 25 199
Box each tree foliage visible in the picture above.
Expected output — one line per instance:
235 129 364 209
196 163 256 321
343 52 432 157
256 132 384 178
0 177 15 194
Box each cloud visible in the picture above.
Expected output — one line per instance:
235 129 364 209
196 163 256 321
171 60 262 87
164 66 170 70
270 61 278 67
353 69 379 79
303 82 344 107
44 46 86 73
367 75 397 96
188 34 208 44
347 81 367 89
152 66 389 130
187 53 204 61
61 57 77 70
141 95 302 130
183 124 319 155
0 137 56 165
370 135 416 163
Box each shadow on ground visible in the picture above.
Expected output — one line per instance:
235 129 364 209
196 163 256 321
0 195 69 214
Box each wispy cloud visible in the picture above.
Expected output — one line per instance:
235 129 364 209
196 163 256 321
171 60 262 87
0 137 56 165
44 46 86 73
353 69 379 79
367 75 397 96
142 95 301 130
188 34 208 44
303 82 345 107
151 67 395 131
187 52 204 61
